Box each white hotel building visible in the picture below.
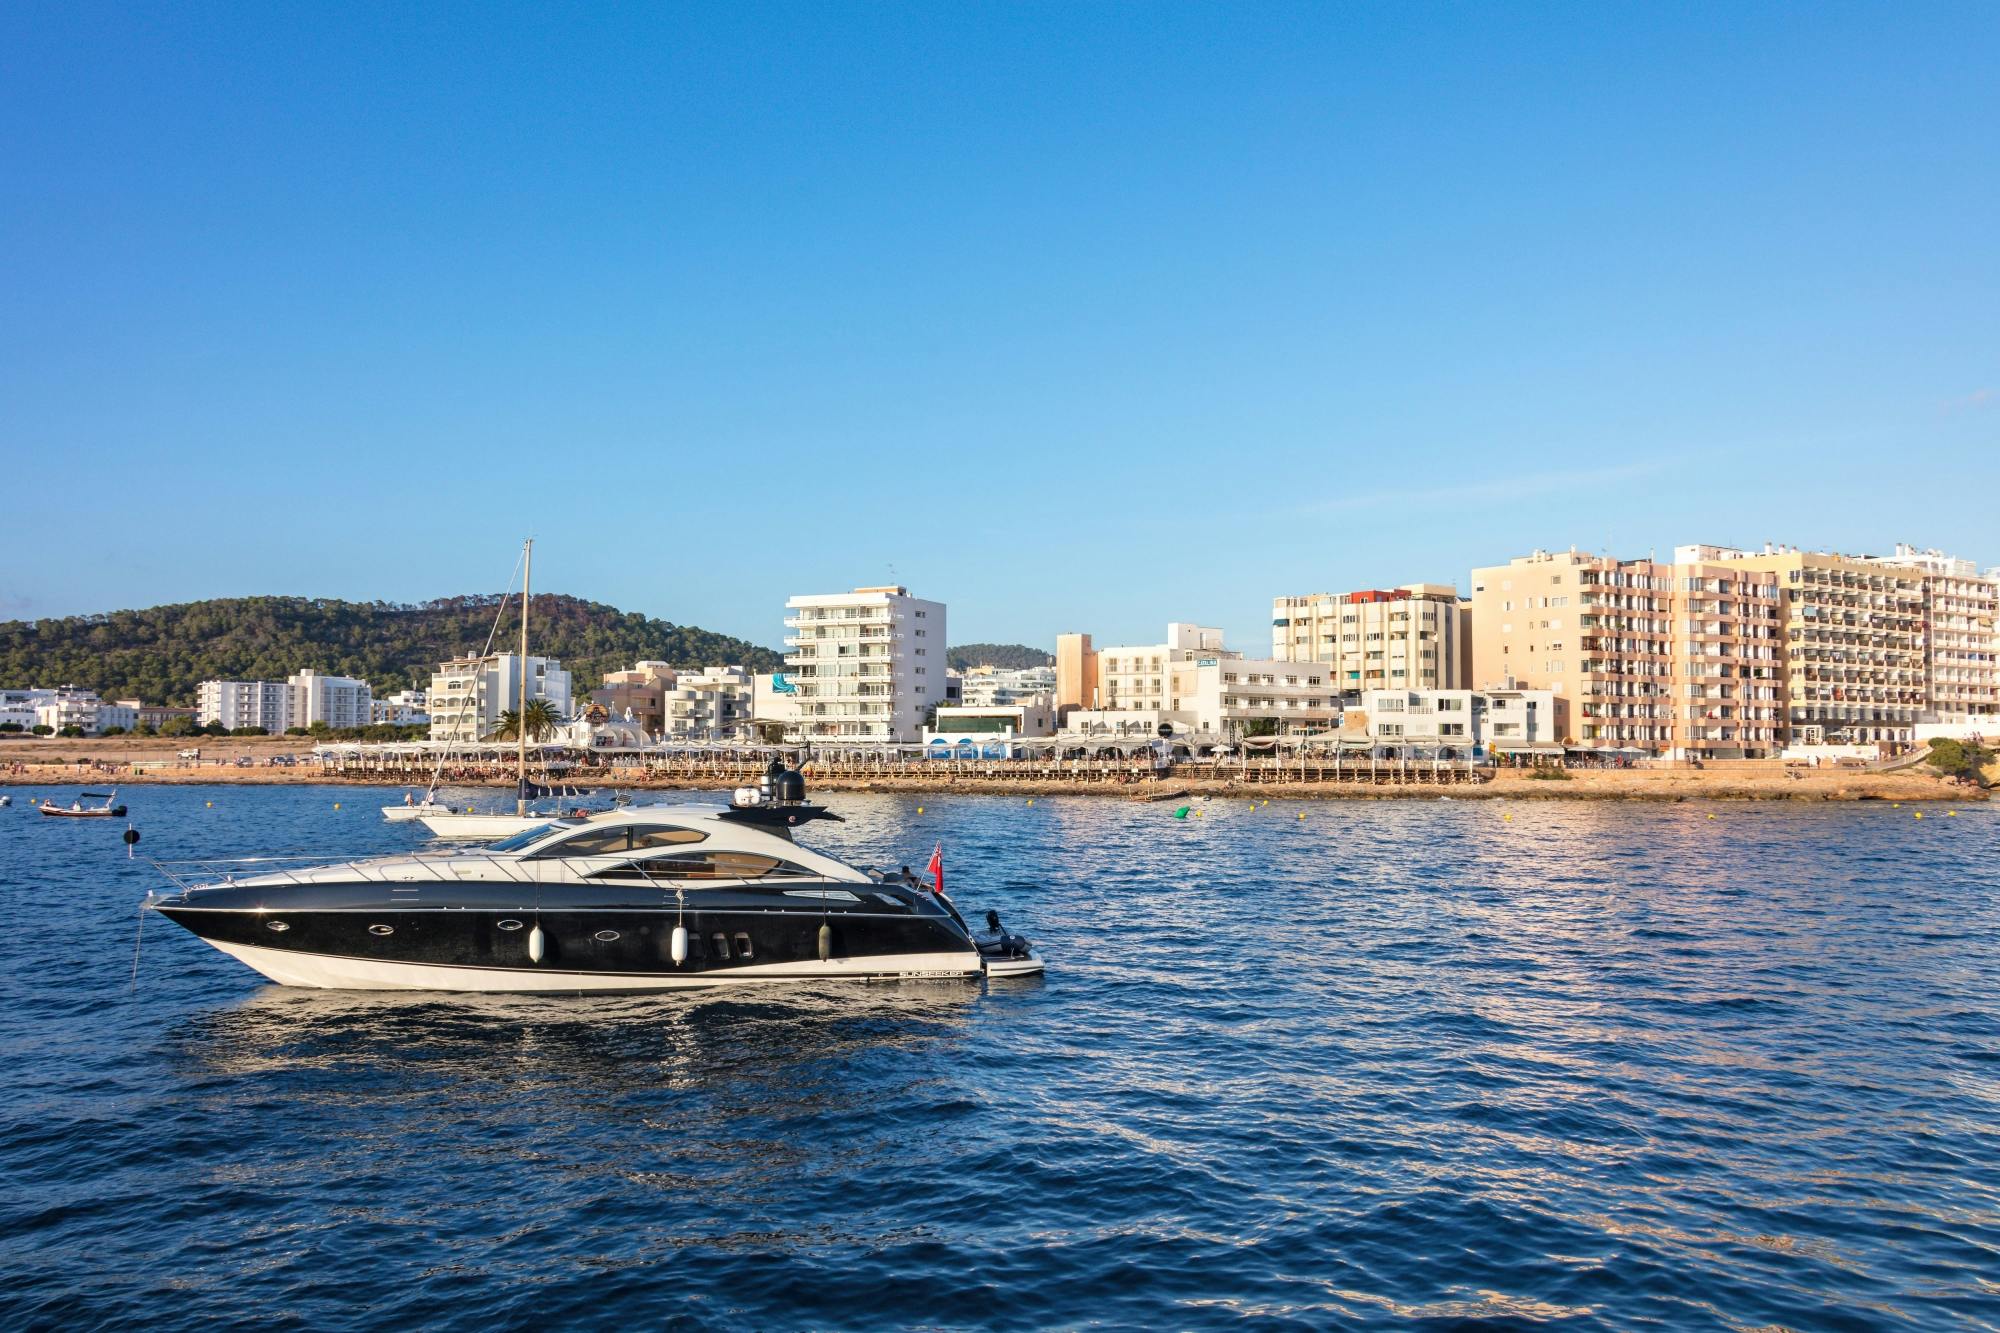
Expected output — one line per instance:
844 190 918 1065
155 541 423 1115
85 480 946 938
197 679 299 731
783 586 947 742
1068 623 1340 737
427 654 574 744
197 671 373 732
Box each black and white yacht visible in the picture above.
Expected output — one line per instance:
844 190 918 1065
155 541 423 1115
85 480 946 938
146 770 1042 992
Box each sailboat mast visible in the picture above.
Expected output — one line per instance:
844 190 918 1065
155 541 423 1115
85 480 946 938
517 538 532 817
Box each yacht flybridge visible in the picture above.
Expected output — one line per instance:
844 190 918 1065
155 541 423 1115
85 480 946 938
146 771 1043 992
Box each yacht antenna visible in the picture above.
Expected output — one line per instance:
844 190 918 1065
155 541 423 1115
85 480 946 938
517 537 532 817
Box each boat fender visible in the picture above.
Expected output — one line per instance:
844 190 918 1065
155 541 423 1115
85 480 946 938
670 924 688 964
818 922 833 962
528 924 545 963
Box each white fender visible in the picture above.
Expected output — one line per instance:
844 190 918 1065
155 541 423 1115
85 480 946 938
527 924 545 963
670 925 688 964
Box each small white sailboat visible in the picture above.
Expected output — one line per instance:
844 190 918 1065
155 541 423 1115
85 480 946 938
418 539 574 841
381 787 446 823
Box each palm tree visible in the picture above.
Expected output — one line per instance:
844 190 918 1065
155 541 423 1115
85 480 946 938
487 698 566 742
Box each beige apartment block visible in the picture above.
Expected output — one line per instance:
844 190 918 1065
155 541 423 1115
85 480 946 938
1054 632 1100 715
1271 584 1470 695
1669 557 1785 757
1858 545 1999 726
1470 549 1783 758
1691 545 1926 747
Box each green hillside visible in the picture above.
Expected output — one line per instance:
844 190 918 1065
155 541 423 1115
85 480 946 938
948 643 1054 671
0 595 783 706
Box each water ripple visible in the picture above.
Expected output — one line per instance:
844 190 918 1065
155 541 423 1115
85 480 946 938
0 785 1996 1329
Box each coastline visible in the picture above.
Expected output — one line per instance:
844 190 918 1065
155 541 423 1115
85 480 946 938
2 737 1985 803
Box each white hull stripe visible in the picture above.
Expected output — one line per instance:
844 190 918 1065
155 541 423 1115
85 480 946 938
206 939 984 992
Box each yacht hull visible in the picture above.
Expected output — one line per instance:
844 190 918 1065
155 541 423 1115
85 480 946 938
203 938 983 991
416 812 551 839
155 901 985 992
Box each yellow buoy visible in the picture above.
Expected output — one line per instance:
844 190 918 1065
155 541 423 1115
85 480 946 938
333 803 340 810
1707 814 1715 820
1948 810 1958 816
1026 799 1033 806
1298 812 1305 820
917 806 924 814
1503 813 1512 821
205 801 212 808
1914 811 1923 819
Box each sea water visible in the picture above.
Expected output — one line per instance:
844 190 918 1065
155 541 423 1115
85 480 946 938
1 785 1996 1329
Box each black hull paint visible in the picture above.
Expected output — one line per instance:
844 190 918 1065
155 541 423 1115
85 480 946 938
153 873 979 981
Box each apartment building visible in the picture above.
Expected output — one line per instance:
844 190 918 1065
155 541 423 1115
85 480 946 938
1065 624 1338 737
197 679 297 732
1668 554 1784 758
1361 687 1564 751
959 665 1057 708
1 687 137 735
661 665 756 740
783 586 947 741
593 662 676 733
290 670 373 730
1470 549 1784 758
1055 633 1100 716
1271 584 1471 695
115 700 200 731
1858 545 1998 726
369 690 431 726
1695 544 1925 747
427 653 574 743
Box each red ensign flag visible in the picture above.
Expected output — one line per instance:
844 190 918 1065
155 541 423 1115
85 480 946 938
925 843 944 896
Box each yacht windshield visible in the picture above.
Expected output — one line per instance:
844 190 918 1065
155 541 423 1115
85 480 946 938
484 823 567 852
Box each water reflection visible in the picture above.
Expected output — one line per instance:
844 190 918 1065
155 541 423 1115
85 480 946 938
173 982 982 1093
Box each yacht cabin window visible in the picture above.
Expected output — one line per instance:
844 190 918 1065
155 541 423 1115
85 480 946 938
531 825 709 858
591 851 813 881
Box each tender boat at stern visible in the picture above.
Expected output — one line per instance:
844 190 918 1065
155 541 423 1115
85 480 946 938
146 772 1043 992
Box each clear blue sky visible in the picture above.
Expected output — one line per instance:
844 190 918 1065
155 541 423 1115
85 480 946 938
3 2 1996 653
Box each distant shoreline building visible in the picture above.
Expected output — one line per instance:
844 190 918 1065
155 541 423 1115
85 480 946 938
1271 583 1471 697
427 654 573 743
1062 623 1338 739
1 687 135 735
959 664 1056 708
1688 544 1924 750
1359 687 1564 755
369 689 430 727
197 679 297 732
197 671 373 733
1054 632 1099 720
783 586 946 742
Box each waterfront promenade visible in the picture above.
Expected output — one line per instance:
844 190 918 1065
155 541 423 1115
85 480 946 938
1 736 1983 802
